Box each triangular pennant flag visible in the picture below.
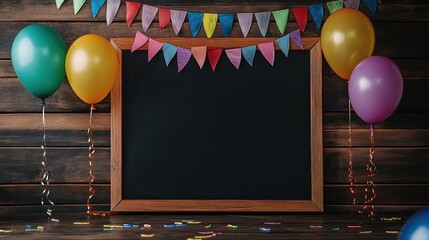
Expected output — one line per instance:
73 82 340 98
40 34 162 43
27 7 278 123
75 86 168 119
255 12 271 37
292 7 308 33
191 46 207 69
203 13 218 38
241 45 256 66
290 29 304 49
219 14 234 37
74 0 86 14
308 3 324 30
148 38 164 62
272 9 289 35
225 48 241 70
159 8 171 30
276 34 290 58
171 10 187 35
92 0 106 18
163 43 177 66
56 0 65 9
142 5 158 32
131 30 149 52
258 42 275 66
363 0 377 16
106 0 120 26
177 47 193 73
327 0 344 14
208 48 222 71
188 12 203 37
126 1 140 27
237 13 253 38
344 0 360 9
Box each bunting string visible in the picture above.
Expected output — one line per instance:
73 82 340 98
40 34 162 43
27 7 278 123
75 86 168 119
56 0 378 38
361 124 378 219
40 99 59 222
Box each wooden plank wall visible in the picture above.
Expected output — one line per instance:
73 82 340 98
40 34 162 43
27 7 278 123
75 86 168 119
0 0 428 214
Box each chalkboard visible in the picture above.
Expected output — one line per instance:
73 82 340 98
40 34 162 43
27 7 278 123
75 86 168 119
110 38 323 212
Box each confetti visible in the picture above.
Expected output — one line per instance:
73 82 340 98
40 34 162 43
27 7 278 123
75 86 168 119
194 235 213 239
73 222 90 225
103 225 123 228
164 224 176 228
227 224 238 229
37 226 44 230
386 230 399 234
141 233 155 238
0 229 12 233
264 222 281 225
187 221 202 224
309 225 323 229
332 227 341 231
360 231 373 234
25 228 40 232
175 223 187 227
259 227 271 232
143 224 152 229
381 217 402 221
103 227 113 231
25 225 34 228
347 225 362 229
204 224 211 229
197 231 222 236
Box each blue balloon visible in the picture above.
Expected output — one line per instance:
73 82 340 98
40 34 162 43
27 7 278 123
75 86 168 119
398 208 429 240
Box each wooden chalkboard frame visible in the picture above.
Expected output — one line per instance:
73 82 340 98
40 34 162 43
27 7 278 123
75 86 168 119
110 38 323 212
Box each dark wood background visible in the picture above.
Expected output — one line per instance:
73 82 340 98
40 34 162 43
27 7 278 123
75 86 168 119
0 0 428 214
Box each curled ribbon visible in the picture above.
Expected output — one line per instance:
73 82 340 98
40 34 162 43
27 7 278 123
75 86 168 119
347 99 358 207
40 99 59 222
361 124 378 219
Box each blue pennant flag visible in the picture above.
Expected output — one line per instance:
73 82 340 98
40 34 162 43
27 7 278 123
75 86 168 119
276 35 290 58
188 12 203 37
241 45 257 66
219 13 234 37
163 43 177 66
308 3 323 30
363 0 377 16
91 0 106 18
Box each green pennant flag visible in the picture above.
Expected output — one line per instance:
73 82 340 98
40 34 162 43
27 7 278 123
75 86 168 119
272 9 289 35
74 0 86 14
327 0 344 14
56 0 65 9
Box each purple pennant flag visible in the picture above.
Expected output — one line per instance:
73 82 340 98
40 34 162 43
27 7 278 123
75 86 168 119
142 4 158 32
177 47 192 73
344 0 360 9
225 48 242 70
255 12 271 37
106 0 121 26
237 13 253 38
171 10 187 35
290 29 304 49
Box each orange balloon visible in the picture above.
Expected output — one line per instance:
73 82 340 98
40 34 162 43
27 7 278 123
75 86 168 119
321 8 375 80
66 34 119 105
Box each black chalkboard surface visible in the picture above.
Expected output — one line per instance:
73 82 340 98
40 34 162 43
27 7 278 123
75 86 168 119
110 38 323 212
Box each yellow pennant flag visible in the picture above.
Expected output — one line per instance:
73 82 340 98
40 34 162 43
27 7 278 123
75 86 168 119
203 13 218 38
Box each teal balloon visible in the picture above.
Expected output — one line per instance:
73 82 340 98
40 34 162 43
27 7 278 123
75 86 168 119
11 24 66 99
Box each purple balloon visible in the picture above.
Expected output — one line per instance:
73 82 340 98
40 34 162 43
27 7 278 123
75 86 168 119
348 56 403 124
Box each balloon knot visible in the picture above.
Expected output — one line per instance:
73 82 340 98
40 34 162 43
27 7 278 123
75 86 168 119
40 99 46 107
90 105 96 111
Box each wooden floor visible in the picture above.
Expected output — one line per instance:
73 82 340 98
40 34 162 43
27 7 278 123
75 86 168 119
0 212 407 240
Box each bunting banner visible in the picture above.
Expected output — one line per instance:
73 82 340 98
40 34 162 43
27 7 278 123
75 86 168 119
219 14 234 37
272 9 289 35
106 0 121 26
91 0 106 18
344 0 360 9
125 1 140 27
308 3 324 30
159 8 171 30
171 10 187 35
203 13 218 38
327 0 344 14
130 30 304 72
237 13 253 38
142 5 158 32
60 1 378 38
188 12 203 37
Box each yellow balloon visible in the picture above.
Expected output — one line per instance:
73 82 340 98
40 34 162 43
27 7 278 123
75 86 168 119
321 8 375 80
66 34 119 105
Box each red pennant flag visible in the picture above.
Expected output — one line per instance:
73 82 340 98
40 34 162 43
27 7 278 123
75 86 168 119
126 1 141 27
159 8 171 30
208 48 222 71
292 7 308 32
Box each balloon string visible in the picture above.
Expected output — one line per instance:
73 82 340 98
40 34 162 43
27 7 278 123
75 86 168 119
86 105 113 217
40 99 59 222
362 124 378 219
347 99 358 207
